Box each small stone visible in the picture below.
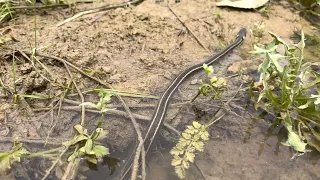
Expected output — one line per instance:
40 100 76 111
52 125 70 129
163 71 172 80
241 75 253 83
190 79 198 85
102 66 114 74
20 63 33 74
227 60 258 74
109 74 122 81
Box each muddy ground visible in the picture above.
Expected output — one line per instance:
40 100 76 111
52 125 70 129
0 0 319 179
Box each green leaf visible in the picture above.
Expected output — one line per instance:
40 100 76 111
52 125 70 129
175 166 185 179
268 31 290 50
182 132 192 140
193 141 205 151
0 145 29 172
294 31 305 52
92 145 109 157
0 152 9 160
85 155 97 165
70 135 88 146
79 147 86 153
182 160 189 169
203 64 214 75
282 129 307 152
251 44 278 54
12 148 29 159
177 139 189 147
74 124 85 135
200 131 210 141
0 155 11 171
85 139 93 153
297 101 311 109
311 94 320 105
170 147 183 156
192 121 202 129
67 153 76 162
185 129 197 135
171 156 182 166
303 132 320 152
281 111 292 129
267 53 285 73
17 94 50 99
96 88 158 99
185 152 195 163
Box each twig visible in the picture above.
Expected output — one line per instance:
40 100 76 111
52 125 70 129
167 4 211 54
12 1 94 10
41 146 69 180
59 62 87 180
117 96 146 180
0 136 66 145
89 11 108 24
63 98 189 109
33 105 181 136
56 0 145 27
44 79 72 145
63 62 86 125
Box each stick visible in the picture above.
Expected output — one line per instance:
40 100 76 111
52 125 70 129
12 1 95 10
167 4 211 54
0 136 66 145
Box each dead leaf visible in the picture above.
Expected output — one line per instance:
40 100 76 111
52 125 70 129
216 0 269 9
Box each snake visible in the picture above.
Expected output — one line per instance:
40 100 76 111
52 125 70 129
119 28 247 180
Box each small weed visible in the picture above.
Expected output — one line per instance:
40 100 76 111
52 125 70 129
63 124 109 165
0 139 29 172
0 1 14 24
199 64 227 101
80 89 114 113
252 21 265 39
251 31 320 152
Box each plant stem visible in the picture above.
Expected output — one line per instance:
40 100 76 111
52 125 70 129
27 146 64 158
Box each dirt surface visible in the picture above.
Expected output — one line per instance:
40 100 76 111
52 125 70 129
0 0 319 179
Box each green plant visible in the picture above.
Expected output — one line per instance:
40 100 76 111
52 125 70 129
170 121 209 179
66 89 112 165
63 124 109 165
80 89 114 113
0 1 14 23
0 139 29 172
297 0 319 8
251 31 320 152
199 64 226 101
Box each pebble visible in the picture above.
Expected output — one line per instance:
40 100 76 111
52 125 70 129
110 74 122 81
102 66 114 74
190 79 198 85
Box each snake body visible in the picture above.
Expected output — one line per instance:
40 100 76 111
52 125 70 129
119 28 247 179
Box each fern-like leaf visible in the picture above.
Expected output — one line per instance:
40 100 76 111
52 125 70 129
170 121 210 179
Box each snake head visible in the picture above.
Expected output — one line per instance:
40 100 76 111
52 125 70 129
237 28 247 39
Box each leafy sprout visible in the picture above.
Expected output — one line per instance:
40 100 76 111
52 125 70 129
0 139 29 173
251 31 320 153
79 89 114 113
0 1 15 24
200 64 226 100
63 124 109 165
